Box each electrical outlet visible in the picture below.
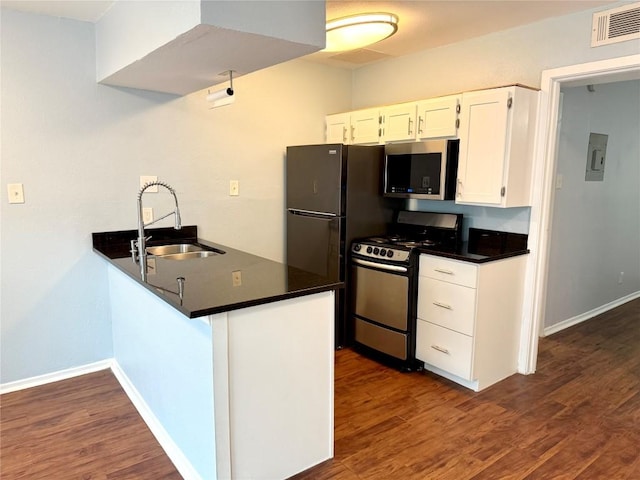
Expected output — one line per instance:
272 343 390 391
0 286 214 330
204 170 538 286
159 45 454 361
140 175 158 192
143 207 154 224
230 180 239 196
618 272 624 284
232 270 242 286
7 183 25 204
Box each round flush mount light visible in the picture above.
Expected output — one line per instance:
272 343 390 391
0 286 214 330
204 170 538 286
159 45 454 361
324 12 399 52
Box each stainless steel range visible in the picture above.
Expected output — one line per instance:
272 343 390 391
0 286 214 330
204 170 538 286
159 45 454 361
349 211 462 371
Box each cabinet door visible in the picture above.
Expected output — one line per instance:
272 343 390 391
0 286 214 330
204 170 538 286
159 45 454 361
325 113 350 144
381 103 417 143
350 108 381 145
456 88 511 206
416 95 460 139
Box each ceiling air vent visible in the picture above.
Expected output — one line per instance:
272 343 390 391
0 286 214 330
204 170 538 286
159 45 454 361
591 2 640 47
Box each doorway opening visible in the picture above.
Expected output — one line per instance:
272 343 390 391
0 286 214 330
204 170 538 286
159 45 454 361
520 54 640 374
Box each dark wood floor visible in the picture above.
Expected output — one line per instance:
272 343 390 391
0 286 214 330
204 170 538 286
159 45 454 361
0 369 182 479
292 297 640 480
1 298 638 479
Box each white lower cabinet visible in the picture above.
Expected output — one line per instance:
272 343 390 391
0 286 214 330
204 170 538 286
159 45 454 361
416 253 527 391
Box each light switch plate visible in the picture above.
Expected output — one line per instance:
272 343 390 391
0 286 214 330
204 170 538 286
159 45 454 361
7 183 25 204
140 175 158 192
232 270 242 286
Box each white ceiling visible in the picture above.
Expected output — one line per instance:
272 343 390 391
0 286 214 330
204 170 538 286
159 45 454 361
1 0 619 68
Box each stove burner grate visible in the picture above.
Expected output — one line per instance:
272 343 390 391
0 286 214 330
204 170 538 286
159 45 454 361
394 239 437 248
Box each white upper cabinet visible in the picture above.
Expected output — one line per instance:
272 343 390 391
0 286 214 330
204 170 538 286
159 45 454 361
456 86 538 207
325 113 351 144
96 1 324 95
350 108 382 145
416 95 461 139
381 102 418 143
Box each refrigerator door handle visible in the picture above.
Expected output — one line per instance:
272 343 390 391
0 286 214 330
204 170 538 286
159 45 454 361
287 208 338 218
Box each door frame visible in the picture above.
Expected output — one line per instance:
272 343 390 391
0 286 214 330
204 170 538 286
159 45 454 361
519 54 640 374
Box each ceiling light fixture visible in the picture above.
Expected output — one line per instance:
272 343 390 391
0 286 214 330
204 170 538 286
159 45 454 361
324 12 398 52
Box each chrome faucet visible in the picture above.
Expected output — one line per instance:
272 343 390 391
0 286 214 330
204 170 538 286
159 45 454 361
133 181 181 280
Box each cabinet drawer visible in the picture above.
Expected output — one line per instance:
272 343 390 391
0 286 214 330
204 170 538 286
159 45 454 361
419 255 477 288
418 277 476 336
416 320 473 380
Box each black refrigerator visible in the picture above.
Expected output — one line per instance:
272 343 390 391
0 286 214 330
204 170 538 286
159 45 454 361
286 143 399 348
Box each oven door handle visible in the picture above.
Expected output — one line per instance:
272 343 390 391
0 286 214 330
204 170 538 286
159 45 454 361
352 258 408 273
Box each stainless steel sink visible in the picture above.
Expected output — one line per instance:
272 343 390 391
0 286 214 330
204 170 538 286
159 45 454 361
146 243 225 260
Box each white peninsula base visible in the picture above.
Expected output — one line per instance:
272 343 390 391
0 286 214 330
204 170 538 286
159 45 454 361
108 265 334 480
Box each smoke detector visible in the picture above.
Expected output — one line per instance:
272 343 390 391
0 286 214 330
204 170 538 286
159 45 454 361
591 2 640 47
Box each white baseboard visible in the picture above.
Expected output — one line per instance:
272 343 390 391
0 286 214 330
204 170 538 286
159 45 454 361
110 362 203 480
1 359 201 480
0 359 113 394
543 291 640 337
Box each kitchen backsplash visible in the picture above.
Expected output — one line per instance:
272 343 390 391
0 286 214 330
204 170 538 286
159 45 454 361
407 199 530 241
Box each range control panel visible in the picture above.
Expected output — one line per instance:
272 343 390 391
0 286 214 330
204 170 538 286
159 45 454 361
351 243 411 263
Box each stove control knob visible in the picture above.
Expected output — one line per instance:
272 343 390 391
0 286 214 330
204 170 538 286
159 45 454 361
373 247 380 255
380 248 387 257
387 250 394 258
366 246 373 254
353 243 361 252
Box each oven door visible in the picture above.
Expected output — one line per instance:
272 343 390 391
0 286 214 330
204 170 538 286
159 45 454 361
351 258 409 360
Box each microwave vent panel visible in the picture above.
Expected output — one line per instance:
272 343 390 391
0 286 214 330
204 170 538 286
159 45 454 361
591 2 640 47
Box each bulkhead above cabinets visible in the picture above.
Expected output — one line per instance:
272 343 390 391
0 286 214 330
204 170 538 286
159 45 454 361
96 1 325 96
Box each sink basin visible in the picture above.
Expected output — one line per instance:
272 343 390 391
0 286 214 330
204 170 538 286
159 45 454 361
156 251 220 260
146 243 225 260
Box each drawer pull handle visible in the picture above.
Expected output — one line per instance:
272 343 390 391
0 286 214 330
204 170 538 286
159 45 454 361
431 345 450 355
433 301 452 310
434 268 454 275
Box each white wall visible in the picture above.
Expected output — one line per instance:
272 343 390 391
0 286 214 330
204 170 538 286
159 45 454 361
0 8 351 384
544 80 640 328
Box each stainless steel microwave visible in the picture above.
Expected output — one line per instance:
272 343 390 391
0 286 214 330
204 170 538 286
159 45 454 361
383 139 459 200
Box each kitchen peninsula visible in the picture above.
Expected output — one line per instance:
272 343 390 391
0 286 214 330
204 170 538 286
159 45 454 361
93 226 339 480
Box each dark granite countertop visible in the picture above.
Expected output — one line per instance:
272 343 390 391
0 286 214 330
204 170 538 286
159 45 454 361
417 228 530 263
417 243 529 263
92 226 342 318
